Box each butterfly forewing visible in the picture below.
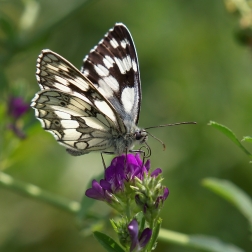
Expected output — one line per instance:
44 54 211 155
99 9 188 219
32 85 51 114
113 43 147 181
81 23 141 125
35 50 125 130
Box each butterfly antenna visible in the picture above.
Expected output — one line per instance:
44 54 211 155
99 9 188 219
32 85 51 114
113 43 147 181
146 131 166 151
145 121 196 130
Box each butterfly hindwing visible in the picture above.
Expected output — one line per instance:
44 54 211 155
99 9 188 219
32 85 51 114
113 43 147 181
81 23 141 125
32 90 115 154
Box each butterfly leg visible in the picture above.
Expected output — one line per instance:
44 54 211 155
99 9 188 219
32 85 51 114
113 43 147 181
101 151 117 170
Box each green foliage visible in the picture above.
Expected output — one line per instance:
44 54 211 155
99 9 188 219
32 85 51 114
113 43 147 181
93 231 124 252
203 178 252 233
208 121 252 157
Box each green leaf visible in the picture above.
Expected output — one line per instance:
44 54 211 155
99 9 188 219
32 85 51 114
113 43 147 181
146 218 162 251
208 121 252 157
158 229 244 252
202 178 252 230
93 231 124 252
241 136 252 143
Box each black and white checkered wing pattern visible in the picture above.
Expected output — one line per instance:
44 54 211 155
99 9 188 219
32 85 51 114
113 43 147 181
81 23 141 125
31 50 126 155
31 90 117 155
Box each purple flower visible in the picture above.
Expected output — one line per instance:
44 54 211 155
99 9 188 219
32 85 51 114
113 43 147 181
85 153 169 217
7 96 29 139
128 219 152 252
150 168 162 177
8 97 29 120
104 153 149 192
85 154 151 202
85 180 112 202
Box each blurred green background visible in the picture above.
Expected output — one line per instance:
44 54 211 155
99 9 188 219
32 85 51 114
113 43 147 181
1 0 252 251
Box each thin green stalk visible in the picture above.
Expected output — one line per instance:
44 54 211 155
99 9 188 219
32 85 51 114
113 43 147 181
0 171 80 214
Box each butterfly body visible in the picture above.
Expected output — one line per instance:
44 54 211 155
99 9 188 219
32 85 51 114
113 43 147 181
31 23 148 156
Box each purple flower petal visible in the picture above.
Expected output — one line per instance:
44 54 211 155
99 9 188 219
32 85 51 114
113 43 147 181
135 153 143 167
144 159 151 171
100 179 112 191
135 154 148 174
104 154 150 192
151 168 162 177
163 187 169 200
85 180 105 201
105 156 125 181
128 219 139 252
154 187 169 208
139 228 152 248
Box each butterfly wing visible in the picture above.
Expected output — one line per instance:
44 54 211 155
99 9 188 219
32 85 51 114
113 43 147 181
81 23 141 125
32 90 118 155
31 50 126 155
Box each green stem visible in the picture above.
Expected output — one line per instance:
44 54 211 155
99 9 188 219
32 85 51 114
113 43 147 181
0 171 80 214
125 196 131 220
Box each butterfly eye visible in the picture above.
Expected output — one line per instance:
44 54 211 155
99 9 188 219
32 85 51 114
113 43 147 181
135 130 148 143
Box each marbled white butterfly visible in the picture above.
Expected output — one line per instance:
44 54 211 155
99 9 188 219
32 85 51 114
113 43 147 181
31 23 195 157
31 23 148 156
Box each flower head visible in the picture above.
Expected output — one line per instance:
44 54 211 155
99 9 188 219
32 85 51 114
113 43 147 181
86 154 168 251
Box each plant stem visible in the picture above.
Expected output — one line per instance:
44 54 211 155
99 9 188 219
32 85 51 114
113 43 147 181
0 171 80 214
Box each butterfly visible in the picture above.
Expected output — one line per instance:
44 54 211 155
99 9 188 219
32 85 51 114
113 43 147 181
31 23 151 157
